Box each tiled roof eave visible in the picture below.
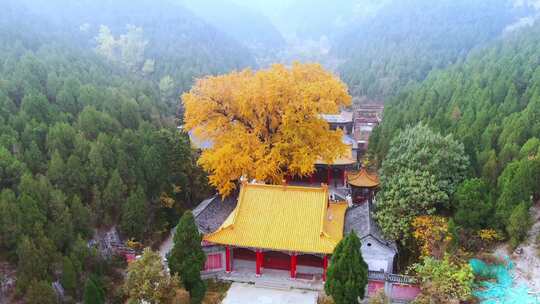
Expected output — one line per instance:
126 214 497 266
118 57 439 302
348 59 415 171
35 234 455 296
202 239 338 255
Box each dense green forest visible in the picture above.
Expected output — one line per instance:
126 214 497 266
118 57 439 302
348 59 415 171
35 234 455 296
370 21 540 249
0 0 271 301
335 0 533 101
12 0 256 114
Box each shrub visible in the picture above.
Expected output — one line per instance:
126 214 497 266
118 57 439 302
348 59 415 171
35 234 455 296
411 255 474 303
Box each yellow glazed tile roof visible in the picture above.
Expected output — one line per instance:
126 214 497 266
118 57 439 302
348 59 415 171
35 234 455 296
347 168 380 188
203 183 348 254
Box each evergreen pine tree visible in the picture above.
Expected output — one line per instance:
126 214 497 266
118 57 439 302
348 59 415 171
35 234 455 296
48 150 65 188
120 187 147 239
25 279 57 304
65 154 86 196
102 170 126 222
83 276 105 304
507 202 532 248
167 211 206 304
61 256 77 296
0 146 26 189
16 236 49 294
90 185 104 226
70 195 92 237
324 232 368 304
24 141 45 173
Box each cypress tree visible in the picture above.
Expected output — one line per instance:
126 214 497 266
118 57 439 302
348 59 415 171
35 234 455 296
167 211 206 304
324 232 368 304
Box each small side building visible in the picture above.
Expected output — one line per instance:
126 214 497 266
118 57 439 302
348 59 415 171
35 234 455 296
347 167 379 205
344 202 397 273
193 195 237 275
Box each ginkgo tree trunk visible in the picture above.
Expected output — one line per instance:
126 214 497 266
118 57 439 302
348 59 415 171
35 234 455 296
183 63 352 196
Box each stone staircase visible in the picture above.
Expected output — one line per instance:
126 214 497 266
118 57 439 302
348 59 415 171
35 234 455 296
255 280 291 291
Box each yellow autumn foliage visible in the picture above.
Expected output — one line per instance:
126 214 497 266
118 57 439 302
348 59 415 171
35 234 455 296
160 192 176 208
412 215 452 259
183 63 351 196
126 238 144 250
477 229 503 243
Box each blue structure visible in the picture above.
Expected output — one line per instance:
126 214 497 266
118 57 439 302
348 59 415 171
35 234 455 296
470 257 540 304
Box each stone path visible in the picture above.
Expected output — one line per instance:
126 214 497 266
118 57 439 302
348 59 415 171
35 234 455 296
221 283 318 304
158 227 175 259
218 260 324 291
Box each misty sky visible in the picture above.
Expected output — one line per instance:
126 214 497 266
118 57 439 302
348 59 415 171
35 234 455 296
181 0 391 39
215 0 540 39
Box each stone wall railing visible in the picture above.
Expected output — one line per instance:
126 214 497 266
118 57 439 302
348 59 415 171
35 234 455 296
368 271 420 303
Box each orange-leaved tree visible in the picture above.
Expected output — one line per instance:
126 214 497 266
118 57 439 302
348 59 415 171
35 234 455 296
412 215 452 259
183 63 351 196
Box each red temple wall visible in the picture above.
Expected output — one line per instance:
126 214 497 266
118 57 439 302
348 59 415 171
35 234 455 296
391 284 421 300
367 281 385 296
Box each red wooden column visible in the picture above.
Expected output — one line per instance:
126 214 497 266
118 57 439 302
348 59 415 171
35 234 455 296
225 246 231 273
256 250 263 276
343 169 347 187
323 255 329 281
309 172 315 184
290 253 297 279
327 167 332 185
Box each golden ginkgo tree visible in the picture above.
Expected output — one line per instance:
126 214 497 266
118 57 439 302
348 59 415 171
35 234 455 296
183 63 352 196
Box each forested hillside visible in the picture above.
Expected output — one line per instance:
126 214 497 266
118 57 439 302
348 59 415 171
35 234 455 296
13 0 256 114
335 0 532 101
370 21 540 248
0 1 244 301
180 0 286 66
268 0 382 39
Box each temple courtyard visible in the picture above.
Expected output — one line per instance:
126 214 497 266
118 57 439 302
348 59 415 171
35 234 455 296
221 283 318 304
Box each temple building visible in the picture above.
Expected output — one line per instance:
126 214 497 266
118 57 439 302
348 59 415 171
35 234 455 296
298 111 357 190
345 201 397 272
353 103 383 158
195 181 396 279
347 168 380 205
312 134 357 189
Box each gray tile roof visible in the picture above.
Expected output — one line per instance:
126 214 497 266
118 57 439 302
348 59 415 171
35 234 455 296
321 111 354 124
344 202 397 253
194 194 237 234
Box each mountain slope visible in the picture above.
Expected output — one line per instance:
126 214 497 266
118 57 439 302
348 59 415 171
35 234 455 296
335 0 533 101
0 1 214 302
180 0 286 57
369 21 540 233
13 0 256 112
